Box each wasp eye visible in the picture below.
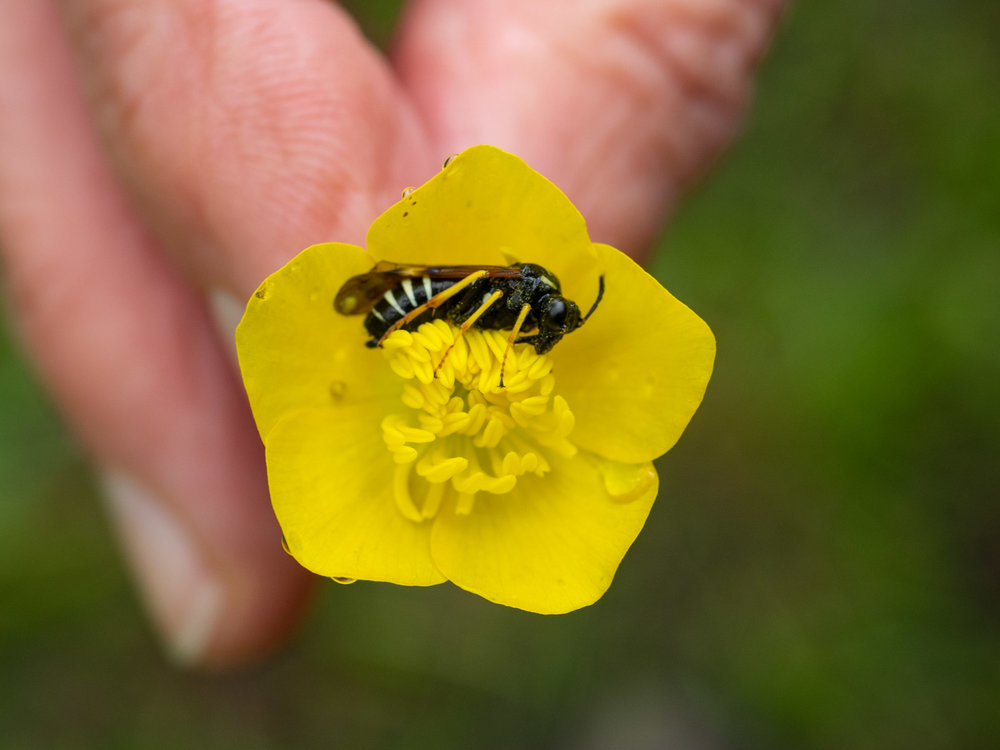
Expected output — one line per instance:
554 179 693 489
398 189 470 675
544 298 568 330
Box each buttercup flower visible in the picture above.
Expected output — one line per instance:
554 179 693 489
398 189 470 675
236 145 715 613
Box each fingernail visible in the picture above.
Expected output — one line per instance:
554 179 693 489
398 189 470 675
101 471 224 667
208 288 244 363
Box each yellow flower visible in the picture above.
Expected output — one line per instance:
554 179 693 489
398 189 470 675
235 145 715 613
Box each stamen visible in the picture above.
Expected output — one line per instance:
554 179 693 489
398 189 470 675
379 320 578 521
393 464 423 522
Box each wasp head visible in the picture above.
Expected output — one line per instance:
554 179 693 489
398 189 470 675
540 295 583 334
518 272 605 355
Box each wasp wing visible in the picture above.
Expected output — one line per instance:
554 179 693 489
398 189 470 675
422 265 522 277
334 263 409 315
334 262 521 315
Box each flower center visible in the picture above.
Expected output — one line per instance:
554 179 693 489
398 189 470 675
381 319 577 520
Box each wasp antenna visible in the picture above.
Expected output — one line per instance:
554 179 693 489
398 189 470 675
583 275 605 322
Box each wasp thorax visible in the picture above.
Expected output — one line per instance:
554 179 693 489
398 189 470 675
380 319 577 520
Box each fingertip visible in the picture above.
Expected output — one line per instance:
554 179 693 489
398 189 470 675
102 469 316 670
196 552 317 671
395 0 788 254
208 287 244 364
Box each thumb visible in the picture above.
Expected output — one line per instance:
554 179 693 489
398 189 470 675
0 1 314 668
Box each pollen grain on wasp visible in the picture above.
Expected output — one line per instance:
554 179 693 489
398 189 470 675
380 319 575 521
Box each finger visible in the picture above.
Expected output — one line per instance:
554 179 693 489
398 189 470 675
55 0 434 299
0 0 312 668
394 0 786 254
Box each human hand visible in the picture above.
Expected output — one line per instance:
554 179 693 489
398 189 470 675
0 0 784 668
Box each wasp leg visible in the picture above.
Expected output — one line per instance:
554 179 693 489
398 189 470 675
376 269 490 346
434 290 504 377
499 303 533 388
513 334 541 347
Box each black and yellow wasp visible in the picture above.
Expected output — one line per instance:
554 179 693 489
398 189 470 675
334 261 604 381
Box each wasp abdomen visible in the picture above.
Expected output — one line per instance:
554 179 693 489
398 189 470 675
364 275 464 343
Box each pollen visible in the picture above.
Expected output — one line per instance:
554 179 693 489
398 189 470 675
381 319 577 520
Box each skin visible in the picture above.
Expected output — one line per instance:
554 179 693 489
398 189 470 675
0 0 784 669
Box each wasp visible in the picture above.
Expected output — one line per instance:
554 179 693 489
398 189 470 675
334 261 604 383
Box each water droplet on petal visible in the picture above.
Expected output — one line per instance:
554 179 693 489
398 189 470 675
280 534 291 554
329 380 347 400
401 186 415 198
601 462 657 504
331 577 356 585
442 153 458 169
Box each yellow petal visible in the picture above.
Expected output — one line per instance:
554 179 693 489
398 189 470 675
553 244 716 463
366 145 593 270
430 452 658 613
266 405 446 586
236 242 396 440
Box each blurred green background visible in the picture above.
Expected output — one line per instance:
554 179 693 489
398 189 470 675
3 1 999 748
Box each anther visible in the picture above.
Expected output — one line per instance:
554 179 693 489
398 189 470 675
380 322 577 520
